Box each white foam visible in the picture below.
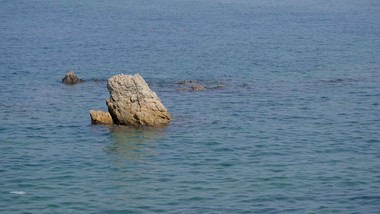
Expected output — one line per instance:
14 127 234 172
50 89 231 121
10 191 26 195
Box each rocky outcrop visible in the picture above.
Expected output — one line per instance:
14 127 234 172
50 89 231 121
89 110 113 125
106 74 170 127
62 70 84 85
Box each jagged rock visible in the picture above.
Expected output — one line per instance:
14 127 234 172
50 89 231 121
89 110 113 125
106 74 170 127
62 70 84 85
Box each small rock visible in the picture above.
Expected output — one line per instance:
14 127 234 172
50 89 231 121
190 85 206 90
216 84 226 88
177 85 207 91
62 70 83 85
189 80 199 83
90 110 113 125
175 80 187 84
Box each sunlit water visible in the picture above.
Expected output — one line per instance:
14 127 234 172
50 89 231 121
1 0 380 213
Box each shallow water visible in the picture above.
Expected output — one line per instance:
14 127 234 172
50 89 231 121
1 0 380 213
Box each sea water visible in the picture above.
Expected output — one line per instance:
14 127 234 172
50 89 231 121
1 0 380 213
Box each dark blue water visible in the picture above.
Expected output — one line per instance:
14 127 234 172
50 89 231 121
1 0 380 213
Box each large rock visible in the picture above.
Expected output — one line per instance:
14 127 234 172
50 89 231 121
106 74 170 126
89 110 113 125
62 70 83 85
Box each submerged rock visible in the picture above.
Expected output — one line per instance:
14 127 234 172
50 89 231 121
178 85 207 91
89 110 113 125
62 70 84 85
178 87 189 91
106 74 170 127
175 80 199 84
175 80 187 84
174 80 227 91
190 85 206 90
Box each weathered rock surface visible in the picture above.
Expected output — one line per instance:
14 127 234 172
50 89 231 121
89 110 113 125
62 70 83 85
106 74 170 126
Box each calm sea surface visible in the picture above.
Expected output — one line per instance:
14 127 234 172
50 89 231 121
1 0 380 213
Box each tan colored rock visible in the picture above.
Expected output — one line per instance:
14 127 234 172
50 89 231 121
90 110 113 125
106 74 170 127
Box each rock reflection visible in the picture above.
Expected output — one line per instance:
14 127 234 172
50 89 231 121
106 125 166 163
105 126 167 202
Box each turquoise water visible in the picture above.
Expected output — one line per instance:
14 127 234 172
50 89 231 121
1 0 380 213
